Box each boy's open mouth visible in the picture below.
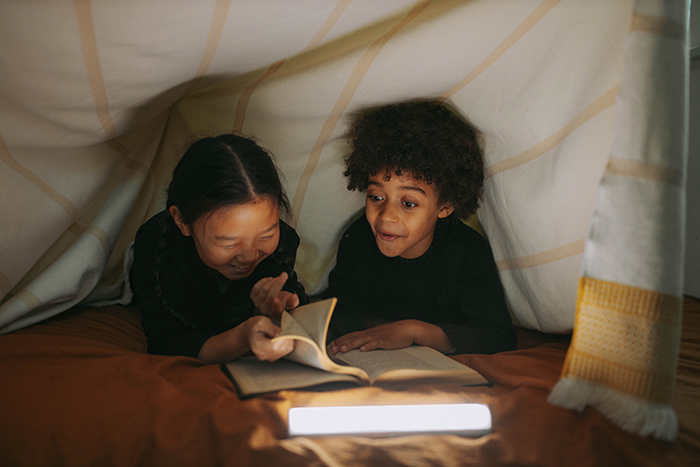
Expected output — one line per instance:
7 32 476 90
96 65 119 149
377 231 399 241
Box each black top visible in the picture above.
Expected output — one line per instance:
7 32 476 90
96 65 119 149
323 216 516 354
130 210 308 358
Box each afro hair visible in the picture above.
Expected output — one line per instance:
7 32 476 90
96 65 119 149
343 99 484 219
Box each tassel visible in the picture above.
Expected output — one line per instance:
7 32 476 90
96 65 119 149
548 376 678 442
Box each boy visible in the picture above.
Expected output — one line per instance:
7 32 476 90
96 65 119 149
324 100 516 355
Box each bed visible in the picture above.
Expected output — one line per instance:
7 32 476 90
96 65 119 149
1 296 697 466
1 1 696 464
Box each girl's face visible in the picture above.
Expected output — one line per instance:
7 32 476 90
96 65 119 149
365 171 453 259
170 198 280 281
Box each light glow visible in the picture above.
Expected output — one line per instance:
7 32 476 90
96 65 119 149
288 403 491 438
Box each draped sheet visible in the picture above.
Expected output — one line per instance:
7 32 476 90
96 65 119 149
0 0 688 439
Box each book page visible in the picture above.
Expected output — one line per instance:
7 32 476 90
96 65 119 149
284 298 336 346
223 357 362 397
331 346 488 386
272 299 367 381
280 337 366 380
223 299 372 396
275 310 313 341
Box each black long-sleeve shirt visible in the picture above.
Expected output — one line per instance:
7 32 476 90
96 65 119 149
323 216 516 354
130 210 308 358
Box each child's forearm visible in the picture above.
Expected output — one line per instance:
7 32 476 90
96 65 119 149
197 323 250 364
412 321 454 353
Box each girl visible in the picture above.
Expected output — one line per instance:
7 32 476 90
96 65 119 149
130 134 308 364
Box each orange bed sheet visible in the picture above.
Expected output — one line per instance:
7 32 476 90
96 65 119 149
1 298 698 466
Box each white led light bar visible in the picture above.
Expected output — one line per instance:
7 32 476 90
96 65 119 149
288 403 491 438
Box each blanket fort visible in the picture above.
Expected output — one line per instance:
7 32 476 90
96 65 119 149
0 0 690 440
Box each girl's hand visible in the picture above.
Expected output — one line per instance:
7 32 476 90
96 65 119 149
329 320 452 354
245 316 294 362
251 272 300 319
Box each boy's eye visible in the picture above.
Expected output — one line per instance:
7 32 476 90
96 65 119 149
368 195 384 202
402 201 418 209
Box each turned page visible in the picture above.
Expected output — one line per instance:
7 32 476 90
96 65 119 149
331 346 488 386
273 298 366 379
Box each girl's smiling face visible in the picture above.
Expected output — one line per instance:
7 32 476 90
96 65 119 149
365 171 454 259
170 197 280 280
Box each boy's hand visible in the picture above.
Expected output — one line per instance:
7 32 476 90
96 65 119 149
251 272 300 319
245 316 294 362
329 320 453 354
329 320 420 353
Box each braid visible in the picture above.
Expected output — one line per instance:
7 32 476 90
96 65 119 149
150 204 198 330
271 229 308 303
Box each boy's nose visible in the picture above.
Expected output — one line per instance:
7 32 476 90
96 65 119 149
378 204 399 222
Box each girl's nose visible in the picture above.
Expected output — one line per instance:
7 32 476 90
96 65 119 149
235 246 259 264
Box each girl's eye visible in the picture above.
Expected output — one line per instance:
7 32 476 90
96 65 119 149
260 236 273 241
225 244 240 249
368 195 384 202
402 201 418 209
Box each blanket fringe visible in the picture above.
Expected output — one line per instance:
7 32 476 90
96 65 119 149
548 376 678 442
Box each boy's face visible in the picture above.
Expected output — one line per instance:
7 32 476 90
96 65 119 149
365 171 454 259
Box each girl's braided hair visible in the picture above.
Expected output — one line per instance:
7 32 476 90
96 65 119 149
343 99 485 219
150 134 293 328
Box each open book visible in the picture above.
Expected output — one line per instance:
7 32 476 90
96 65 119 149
223 298 489 397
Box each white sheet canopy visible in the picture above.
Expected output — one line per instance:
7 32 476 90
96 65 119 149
0 0 689 440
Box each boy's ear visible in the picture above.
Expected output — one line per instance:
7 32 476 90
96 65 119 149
438 204 455 219
169 206 192 236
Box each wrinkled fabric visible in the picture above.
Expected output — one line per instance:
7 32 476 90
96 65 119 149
0 299 697 466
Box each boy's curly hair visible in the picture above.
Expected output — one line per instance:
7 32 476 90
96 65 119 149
344 99 484 219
